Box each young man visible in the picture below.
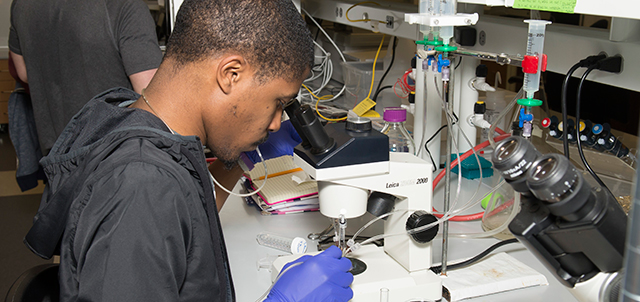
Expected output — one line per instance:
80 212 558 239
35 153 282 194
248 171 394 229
24 0 354 301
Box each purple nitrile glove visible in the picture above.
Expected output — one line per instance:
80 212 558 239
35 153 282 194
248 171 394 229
265 245 354 302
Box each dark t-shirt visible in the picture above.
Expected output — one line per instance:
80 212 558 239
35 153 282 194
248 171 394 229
8 0 163 152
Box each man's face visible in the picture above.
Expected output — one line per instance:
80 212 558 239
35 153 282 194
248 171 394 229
205 70 304 167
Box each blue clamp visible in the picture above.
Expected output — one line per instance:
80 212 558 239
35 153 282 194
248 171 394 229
437 54 450 73
518 108 533 128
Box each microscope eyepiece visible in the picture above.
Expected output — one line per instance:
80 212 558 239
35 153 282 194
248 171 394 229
492 136 541 193
526 154 581 204
295 105 335 155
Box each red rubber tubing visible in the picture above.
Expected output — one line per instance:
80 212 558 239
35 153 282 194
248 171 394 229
432 132 511 221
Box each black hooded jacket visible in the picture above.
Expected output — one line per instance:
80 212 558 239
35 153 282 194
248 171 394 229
24 88 235 301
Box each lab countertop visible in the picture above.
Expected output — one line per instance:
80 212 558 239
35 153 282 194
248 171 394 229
219 175 580 302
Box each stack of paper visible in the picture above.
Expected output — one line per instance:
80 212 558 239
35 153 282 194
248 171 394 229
242 156 319 215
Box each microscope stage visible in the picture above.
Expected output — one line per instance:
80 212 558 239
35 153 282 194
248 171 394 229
272 244 442 301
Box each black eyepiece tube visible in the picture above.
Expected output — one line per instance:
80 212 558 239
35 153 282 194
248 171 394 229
294 105 335 155
284 100 312 149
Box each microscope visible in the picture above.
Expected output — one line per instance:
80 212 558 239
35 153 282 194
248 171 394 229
271 102 442 301
491 136 628 302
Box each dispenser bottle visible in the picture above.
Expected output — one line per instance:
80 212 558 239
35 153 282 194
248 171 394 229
380 107 415 154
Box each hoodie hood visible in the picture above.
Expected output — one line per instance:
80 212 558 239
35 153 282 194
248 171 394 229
25 87 206 259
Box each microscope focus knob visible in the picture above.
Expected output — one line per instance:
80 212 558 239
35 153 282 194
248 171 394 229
345 117 372 132
406 211 439 243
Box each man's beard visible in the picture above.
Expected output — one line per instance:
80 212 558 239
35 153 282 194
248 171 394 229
213 133 270 171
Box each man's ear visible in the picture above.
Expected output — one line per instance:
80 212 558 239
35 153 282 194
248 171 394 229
216 55 249 95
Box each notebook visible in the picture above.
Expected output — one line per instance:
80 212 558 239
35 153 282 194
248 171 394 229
244 156 318 206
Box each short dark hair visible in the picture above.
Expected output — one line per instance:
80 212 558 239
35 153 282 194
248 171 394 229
165 0 314 83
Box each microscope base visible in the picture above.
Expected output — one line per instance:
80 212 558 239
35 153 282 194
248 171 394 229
272 245 442 301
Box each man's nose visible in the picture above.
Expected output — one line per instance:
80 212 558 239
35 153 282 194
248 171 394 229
268 110 283 132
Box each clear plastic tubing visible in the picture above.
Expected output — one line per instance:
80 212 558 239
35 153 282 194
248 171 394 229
256 232 308 254
489 88 523 148
522 20 551 100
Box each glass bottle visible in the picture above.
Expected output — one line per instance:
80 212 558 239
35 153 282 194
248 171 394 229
380 107 415 154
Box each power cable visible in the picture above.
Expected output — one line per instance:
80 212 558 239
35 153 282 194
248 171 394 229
371 85 392 102
561 63 581 160
372 36 398 102
430 238 519 274
575 66 616 201
313 19 322 41
454 56 462 70
560 53 608 160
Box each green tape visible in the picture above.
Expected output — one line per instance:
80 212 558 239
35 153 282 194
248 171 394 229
513 0 576 14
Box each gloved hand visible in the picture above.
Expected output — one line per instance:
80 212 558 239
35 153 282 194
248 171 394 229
265 245 354 302
244 120 302 165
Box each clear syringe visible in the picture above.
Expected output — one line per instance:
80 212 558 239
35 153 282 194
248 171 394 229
439 0 456 46
419 0 440 39
522 20 551 100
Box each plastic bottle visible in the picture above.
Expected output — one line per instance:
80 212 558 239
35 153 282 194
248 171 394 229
256 232 307 254
380 107 415 154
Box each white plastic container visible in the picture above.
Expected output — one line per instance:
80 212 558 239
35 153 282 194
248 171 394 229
256 232 308 254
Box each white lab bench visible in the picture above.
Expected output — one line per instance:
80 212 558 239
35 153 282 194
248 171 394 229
219 174 580 302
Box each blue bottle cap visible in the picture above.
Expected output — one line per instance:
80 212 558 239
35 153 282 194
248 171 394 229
592 124 603 135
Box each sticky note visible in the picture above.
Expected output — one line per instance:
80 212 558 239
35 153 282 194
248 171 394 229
352 98 377 116
513 0 577 14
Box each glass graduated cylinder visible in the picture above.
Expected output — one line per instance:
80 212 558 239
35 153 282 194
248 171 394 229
256 232 307 254
522 20 551 99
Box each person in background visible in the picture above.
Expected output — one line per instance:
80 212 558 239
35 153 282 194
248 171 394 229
8 0 162 154
23 0 354 301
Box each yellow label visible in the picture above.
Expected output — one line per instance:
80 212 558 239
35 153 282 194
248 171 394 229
579 121 586 132
361 110 380 118
352 98 377 116
513 0 576 13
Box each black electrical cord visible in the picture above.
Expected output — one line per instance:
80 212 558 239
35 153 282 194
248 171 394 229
561 63 582 160
425 125 448 170
372 36 398 101
454 57 462 70
423 112 459 171
560 53 608 160
430 238 519 274
575 67 616 201
313 19 322 41
371 85 392 102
